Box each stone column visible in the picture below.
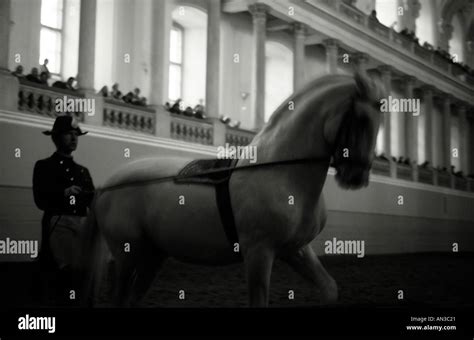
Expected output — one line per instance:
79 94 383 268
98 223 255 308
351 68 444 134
353 52 369 74
421 85 434 165
403 76 418 163
458 104 469 175
293 22 306 91
249 4 268 129
150 0 172 106
437 20 453 52
323 39 338 74
378 65 392 158
441 95 452 169
0 0 11 72
205 0 221 118
0 0 19 113
77 0 97 92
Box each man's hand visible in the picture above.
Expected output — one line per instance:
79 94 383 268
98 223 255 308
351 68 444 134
64 185 82 197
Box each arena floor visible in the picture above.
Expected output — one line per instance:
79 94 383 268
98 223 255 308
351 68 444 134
3 253 472 308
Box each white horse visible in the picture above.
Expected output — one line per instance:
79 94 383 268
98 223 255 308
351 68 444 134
81 72 384 307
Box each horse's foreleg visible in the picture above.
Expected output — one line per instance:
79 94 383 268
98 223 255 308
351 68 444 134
243 246 275 307
283 244 338 304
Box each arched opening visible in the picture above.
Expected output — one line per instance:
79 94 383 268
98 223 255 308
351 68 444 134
450 13 464 62
415 0 436 46
265 41 293 122
170 6 207 107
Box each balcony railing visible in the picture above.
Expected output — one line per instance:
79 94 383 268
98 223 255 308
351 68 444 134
9 83 474 193
18 82 85 122
396 163 413 181
437 171 451 188
170 114 214 145
103 99 155 134
371 158 391 176
418 167 434 185
226 127 255 146
454 176 468 191
313 0 473 87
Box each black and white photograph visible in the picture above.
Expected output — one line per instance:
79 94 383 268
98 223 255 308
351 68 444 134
0 0 473 338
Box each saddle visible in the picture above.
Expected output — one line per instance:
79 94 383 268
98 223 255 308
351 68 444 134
174 159 241 258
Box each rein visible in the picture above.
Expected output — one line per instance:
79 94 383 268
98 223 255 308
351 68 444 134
99 155 333 193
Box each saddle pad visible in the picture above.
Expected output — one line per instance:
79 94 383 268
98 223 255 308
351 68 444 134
174 158 237 185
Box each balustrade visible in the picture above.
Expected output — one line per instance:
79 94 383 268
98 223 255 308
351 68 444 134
170 114 214 145
18 82 85 122
103 99 155 134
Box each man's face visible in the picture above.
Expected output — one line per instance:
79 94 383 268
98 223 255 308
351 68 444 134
57 130 79 153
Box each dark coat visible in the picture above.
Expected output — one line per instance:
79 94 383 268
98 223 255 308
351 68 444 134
33 152 95 217
33 152 94 267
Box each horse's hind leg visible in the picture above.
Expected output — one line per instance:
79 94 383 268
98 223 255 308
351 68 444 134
129 253 167 306
243 246 275 307
282 244 338 304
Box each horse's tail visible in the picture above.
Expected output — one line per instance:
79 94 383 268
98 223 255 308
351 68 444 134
80 189 105 307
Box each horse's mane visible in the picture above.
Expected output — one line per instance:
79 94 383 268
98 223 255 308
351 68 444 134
259 74 355 137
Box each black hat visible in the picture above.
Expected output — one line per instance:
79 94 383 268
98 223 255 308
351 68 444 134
42 115 88 136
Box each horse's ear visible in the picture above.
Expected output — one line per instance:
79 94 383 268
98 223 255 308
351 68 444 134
354 71 373 101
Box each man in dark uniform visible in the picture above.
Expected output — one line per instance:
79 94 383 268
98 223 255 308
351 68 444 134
33 115 94 305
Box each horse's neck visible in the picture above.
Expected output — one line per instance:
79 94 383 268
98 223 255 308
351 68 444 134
252 104 331 166
252 78 352 166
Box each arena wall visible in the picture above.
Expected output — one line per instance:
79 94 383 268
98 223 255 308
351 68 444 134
1 111 473 262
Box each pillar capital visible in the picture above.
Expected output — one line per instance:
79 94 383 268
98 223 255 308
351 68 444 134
322 38 339 48
292 22 307 37
401 75 417 86
353 52 369 64
249 3 269 22
420 84 436 95
377 64 393 76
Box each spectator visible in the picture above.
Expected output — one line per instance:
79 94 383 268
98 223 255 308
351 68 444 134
137 97 147 106
66 77 76 91
52 77 77 91
122 92 134 104
98 85 109 97
194 104 205 119
184 106 194 117
370 10 379 23
40 58 50 77
12 65 24 78
132 88 141 102
170 99 183 114
26 67 42 84
111 83 122 99
39 72 49 86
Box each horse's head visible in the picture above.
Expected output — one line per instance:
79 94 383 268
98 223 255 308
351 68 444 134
326 71 384 190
